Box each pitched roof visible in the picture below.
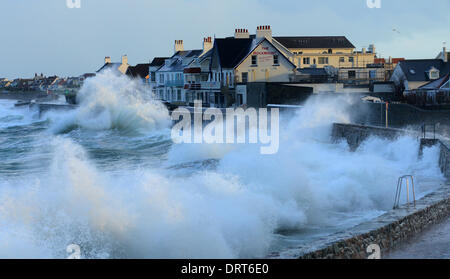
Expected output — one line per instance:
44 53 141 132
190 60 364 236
214 38 254 68
149 57 169 67
126 63 150 79
173 50 203 58
158 50 203 72
273 36 355 49
96 63 121 73
419 74 450 89
399 59 450 82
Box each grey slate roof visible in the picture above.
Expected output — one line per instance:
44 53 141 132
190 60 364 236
126 63 150 79
149 57 169 67
273 36 355 49
214 38 254 69
399 59 450 82
96 63 121 73
157 49 203 72
419 74 450 89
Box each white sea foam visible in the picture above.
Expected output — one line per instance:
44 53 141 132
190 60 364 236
0 94 445 259
48 70 171 134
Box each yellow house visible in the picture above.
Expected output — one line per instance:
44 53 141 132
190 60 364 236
252 25 376 69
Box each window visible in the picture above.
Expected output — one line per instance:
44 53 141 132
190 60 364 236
159 74 164 83
273 55 279 65
348 71 356 79
349 57 354 63
251 55 257 66
328 49 333 54
177 89 181 101
242 72 248 83
318 57 329 64
303 57 310 65
429 70 440 80
339 57 345 63
369 70 377 79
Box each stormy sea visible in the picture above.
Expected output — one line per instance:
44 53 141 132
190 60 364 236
0 72 445 259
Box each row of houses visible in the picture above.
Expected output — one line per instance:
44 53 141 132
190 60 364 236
100 26 406 108
0 73 96 93
390 47 450 106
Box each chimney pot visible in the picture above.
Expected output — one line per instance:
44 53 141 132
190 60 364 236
443 46 448 63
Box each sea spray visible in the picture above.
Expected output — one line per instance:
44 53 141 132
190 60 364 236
49 70 171 134
0 88 446 259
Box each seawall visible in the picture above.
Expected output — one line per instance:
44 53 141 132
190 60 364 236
273 123 450 259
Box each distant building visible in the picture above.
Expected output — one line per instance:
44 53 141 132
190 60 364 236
338 64 385 85
372 57 405 81
391 59 450 92
97 55 130 75
148 57 169 97
126 63 151 84
247 28 375 69
183 37 214 105
405 74 450 106
155 41 203 104
436 46 449 63
189 33 295 108
0 78 11 89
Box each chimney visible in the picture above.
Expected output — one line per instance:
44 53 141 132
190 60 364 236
175 40 184 53
105 56 111 64
256 25 272 41
234 28 250 39
369 44 376 54
444 46 448 63
203 37 213 53
122 55 128 65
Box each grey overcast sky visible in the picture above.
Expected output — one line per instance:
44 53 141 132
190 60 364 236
0 0 449 79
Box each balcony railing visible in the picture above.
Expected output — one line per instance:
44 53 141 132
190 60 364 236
185 81 221 90
165 80 184 87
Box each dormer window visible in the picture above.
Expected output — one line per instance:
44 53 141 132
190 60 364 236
428 67 440 80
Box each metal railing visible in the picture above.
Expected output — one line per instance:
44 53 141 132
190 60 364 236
393 175 416 209
421 124 436 140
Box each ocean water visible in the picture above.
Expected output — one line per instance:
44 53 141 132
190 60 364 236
0 72 445 259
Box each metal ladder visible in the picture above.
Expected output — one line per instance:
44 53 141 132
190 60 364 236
421 124 436 140
393 175 416 209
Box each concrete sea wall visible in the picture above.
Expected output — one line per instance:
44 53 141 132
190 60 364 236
331 123 418 151
273 123 450 259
